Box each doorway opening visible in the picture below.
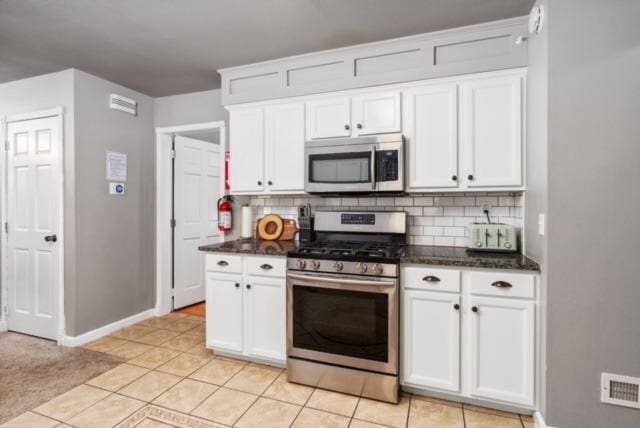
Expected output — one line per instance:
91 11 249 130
155 121 226 317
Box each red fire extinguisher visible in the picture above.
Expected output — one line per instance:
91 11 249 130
217 196 233 232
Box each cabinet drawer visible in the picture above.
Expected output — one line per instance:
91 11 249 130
206 254 242 274
402 267 461 293
470 272 535 299
245 256 286 277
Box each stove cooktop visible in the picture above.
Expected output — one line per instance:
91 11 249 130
291 240 406 263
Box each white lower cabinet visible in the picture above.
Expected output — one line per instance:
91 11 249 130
205 254 286 365
402 290 460 392
469 296 535 406
401 266 538 410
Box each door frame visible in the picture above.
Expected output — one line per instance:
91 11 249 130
155 121 226 316
0 107 66 343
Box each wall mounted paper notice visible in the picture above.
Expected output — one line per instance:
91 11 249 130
106 151 127 182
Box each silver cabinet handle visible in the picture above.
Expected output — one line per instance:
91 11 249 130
217 260 229 267
260 264 273 270
422 275 441 283
491 281 513 288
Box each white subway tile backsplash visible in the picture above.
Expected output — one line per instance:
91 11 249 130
249 191 523 248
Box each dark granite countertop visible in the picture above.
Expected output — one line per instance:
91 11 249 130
199 239 300 257
400 245 540 272
200 239 540 272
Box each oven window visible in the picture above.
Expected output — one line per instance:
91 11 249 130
292 285 388 362
309 152 372 184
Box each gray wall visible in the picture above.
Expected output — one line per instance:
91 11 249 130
546 1 640 427
154 89 227 127
0 70 77 331
70 70 155 335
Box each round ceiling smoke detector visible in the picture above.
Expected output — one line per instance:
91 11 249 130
529 5 545 34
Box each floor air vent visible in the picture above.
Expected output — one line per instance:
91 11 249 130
109 94 137 116
601 373 640 409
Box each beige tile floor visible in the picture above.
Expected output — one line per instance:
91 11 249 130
1 312 534 428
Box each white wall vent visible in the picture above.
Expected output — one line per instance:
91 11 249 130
109 94 137 116
601 373 640 409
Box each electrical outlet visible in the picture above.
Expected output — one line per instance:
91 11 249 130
480 203 492 214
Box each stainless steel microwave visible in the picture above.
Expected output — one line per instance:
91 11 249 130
304 134 405 194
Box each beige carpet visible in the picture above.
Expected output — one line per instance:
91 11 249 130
0 332 125 424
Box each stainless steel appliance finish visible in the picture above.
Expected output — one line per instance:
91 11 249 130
286 210 406 403
304 134 404 194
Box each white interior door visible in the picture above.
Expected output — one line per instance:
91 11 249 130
174 135 221 309
6 116 61 340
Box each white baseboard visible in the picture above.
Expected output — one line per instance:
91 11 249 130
534 411 557 428
0 318 7 332
60 308 156 347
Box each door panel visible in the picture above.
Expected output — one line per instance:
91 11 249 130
229 108 264 192
174 136 221 309
402 290 460 392
7 116 61 340
462 74 523 187
405 84 459 189
305 97 351 139
352 91 402 136
265 102 305 192
245 276 286 361
469 296 535 406
206 274 243 352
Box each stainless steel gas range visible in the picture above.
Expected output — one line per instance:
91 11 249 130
286 210 406 403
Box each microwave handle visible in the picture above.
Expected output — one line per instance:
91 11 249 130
370 146 376 190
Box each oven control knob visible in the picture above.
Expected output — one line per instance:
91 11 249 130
311 260 321 270
296 259 306 269
356 262 368 273
333 262 344 272
372 264 384 274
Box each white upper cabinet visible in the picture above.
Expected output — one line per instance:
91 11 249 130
229 107 265 193
305 96 351 139
469 296 535 406
352 91 402 136
402 289 461 392
404 83 459 190
462 73 523 187
264 102 305 192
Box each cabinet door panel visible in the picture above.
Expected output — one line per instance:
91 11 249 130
229 108 264 193
305 97 351 139
265 102 305 192
404 84 459 189
244 276 286 362
469 296 534 406
402 290 460 392
206 274 243 352
462 74 523 187
352 91 401 136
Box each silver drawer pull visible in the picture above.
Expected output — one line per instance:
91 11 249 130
260 264 273 270
422 275 441 283
217 260 229 267
491 281 513 288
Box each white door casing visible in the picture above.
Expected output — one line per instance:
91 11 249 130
402 289 461 392
462 74 523 187
352 91 402 136
404 83 459 189
305 96 351 139
5 115 62 340
173 136 221 309
264 102 305 192
469 296 535 406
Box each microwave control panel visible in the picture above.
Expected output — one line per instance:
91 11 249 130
376 150 399 182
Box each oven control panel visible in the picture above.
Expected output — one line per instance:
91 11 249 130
341 213 375 225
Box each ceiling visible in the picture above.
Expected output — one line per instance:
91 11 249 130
0 0 534 97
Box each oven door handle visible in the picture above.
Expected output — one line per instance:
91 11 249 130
287 273 395 288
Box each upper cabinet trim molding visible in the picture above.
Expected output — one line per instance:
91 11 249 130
218 17 528 106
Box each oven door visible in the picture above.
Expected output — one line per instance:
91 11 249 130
287 272 398 375
305 143 376 193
